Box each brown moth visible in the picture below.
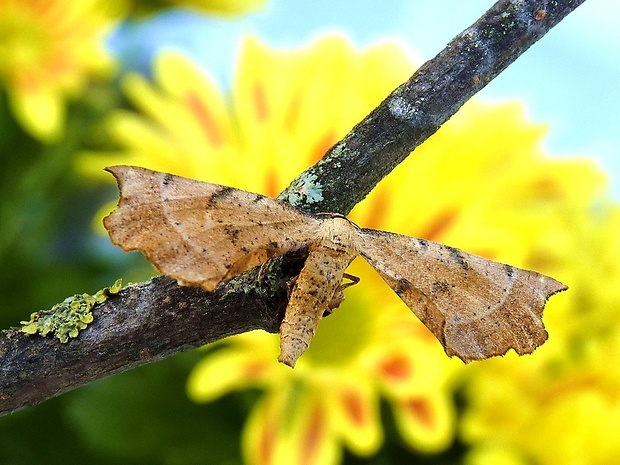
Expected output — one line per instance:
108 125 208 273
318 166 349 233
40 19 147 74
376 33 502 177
104 165 567 367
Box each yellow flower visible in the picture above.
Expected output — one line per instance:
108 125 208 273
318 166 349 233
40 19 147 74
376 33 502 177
462 331 620 465
83 34 613 464
80 35 414 192
461 206 620 465
0 0 118 141
134 0 266 15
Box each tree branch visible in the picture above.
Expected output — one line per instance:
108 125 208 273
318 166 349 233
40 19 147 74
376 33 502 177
0 0 586 415
282 0 587 215
0 253 306 416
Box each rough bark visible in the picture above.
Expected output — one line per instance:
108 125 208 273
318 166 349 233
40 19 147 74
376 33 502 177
0 252 306 415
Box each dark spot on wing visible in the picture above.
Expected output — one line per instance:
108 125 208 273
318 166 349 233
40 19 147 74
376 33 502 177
504 263 515 279
394 277 413 296
204 186 236 210
432 281 452 293
211 186 234 201
252 193 269 203
418 239 429 252
163 174 173 186
446 245 469 270
224 227 240 240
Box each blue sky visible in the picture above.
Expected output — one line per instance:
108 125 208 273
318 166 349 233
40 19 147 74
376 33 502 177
110 0 619 197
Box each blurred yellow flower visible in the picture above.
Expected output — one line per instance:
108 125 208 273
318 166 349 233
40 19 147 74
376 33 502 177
125 0 265 16
83 33 616 464
461 207 620 465
0 0 118 141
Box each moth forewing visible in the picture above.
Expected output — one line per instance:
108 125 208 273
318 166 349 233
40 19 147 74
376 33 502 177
104 165 320 291
357 229 567 362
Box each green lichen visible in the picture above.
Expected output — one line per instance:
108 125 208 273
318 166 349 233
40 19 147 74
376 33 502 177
21 279 123 343
281 173 324 206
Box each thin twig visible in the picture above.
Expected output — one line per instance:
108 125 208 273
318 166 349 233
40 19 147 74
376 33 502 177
0 0 587 415
282 0 587 214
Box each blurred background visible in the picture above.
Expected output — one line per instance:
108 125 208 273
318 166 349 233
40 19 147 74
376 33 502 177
0 1 618 464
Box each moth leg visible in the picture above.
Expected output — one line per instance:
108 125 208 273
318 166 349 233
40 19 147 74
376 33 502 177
286 274 298 299
325 273 360 315
257 261 269 284
341 272 360 289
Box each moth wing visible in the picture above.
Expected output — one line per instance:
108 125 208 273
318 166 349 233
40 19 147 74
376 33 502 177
104 165 320 291
358 229 567 362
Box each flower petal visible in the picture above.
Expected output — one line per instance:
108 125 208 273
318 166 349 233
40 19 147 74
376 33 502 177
187 333 281 402
391 390 456 454
174 0 266 16
243 387 340 465
0 0 116 141
326 373 382 456
8 84 64 142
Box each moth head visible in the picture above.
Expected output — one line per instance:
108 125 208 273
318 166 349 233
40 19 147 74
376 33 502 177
317 214 360 253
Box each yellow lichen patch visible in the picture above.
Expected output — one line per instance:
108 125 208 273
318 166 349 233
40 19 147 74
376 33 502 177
21 279 122 342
